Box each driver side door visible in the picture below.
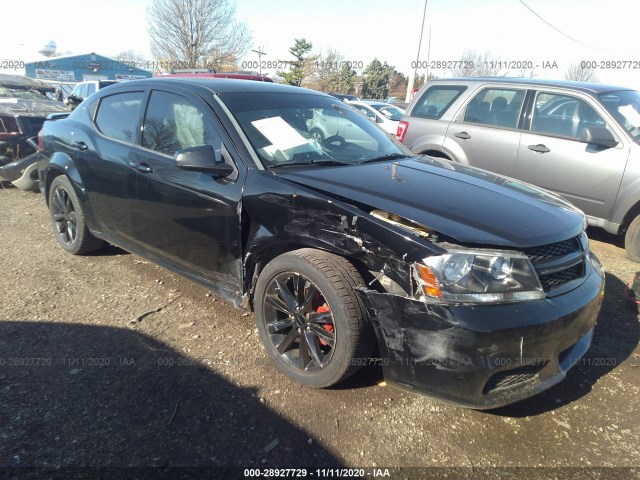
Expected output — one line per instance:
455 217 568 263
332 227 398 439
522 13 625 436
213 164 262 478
126 87 245 294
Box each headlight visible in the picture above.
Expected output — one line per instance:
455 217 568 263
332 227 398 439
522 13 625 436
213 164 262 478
415 250 544 304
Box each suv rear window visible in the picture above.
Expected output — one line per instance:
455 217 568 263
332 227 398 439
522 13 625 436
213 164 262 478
412 86 466 119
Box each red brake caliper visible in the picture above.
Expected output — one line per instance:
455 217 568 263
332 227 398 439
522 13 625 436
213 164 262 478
316 304 333 346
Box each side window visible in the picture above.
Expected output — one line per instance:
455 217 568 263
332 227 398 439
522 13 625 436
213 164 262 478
531 92 608 141
412 86 466 119
463 88 525 128
86 83 96 96
142 90 222 157
95 91 144 143
71 84 82 97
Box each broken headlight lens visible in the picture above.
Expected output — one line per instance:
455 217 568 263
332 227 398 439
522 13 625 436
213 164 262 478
416 250 544 303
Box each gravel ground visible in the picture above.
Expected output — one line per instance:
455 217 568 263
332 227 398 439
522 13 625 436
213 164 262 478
0 187 639 479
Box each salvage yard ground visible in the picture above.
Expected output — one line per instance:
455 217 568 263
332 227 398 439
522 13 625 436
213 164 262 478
0 187 639 477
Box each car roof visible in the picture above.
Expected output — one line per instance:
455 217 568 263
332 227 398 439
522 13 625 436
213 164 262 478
110 77 322 95
426 77 635 95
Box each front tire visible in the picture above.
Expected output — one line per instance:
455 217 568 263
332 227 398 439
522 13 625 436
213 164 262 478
254 249 375 388
48 175 104 255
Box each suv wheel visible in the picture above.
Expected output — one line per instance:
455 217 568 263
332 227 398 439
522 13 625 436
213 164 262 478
254 249 375 388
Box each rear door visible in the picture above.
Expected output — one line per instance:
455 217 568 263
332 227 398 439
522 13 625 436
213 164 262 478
76 89 146 240
516 90 628 219
443 86 527 177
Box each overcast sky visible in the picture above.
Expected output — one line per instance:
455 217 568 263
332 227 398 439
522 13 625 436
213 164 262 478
2 0 639 87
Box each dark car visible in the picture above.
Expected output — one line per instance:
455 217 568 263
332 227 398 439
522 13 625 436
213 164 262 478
37 78 604 409
0 74 67 190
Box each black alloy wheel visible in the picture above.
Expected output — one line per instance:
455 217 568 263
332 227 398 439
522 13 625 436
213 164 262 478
51 185 77 246
48 175 104 255
263 271 336 372
254 249 375 388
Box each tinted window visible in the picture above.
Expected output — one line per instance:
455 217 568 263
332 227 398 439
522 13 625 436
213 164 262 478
531 92 607 141
412 86 466 119
464 88 525 128
95 91 144 143
86 83 96 96
142 90 221 157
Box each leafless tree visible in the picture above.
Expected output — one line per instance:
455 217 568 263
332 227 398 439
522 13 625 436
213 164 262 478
114 50 148 68
147 0 251 71
450 50 504 77
304 49 342 91
517 65 537 78
564 61 599 82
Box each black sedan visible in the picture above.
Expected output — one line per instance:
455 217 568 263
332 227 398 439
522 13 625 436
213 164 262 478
38 78 604 408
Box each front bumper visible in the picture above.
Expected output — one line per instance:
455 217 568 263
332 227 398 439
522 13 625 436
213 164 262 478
356 252 605 409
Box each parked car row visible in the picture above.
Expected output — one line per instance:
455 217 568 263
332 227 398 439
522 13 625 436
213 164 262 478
36 77 604 409
398 77 640 261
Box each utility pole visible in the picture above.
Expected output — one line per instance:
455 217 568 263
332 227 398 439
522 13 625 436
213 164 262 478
251 47 267 76
405 0 428 103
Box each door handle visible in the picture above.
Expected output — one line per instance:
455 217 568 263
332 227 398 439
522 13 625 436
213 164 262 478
454 131 471 140
528 144 550 153
129 161 153 173
74 141 88 151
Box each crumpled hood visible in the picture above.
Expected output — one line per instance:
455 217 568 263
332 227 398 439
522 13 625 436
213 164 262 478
275 157 584 248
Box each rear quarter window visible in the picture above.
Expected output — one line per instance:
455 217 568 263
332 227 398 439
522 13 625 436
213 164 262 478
411 86 466 119
95 91 145 144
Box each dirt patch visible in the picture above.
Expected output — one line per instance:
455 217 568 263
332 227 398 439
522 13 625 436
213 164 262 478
1 188 638 475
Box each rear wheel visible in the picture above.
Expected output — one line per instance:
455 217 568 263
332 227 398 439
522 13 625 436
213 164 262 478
625 215 640 263
48 176 104 255
254 249 374 388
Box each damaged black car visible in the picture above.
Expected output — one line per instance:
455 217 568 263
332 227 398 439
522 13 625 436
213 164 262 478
0 74 67 191
37 78 604 408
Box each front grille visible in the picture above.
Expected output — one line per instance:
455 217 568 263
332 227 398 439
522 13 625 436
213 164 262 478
521 235 586 293
539 262 585 291
522 236 582 262
483 365 543 394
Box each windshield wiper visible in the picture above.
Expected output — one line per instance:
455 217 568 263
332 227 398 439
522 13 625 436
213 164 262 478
358 153 408 164
268 159 350 169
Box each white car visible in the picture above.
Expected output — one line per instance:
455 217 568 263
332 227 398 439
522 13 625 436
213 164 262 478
349 100 405 135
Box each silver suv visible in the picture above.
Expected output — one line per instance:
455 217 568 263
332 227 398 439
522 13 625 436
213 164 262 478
399 77 640 261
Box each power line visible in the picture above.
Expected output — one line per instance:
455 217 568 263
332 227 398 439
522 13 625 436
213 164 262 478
518 0 629 52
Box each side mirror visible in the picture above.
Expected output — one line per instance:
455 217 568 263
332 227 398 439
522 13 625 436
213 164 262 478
581 126 618 148
175 145 234 178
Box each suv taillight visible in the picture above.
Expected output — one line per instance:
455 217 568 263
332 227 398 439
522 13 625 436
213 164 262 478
37 129 43 152
396 121 408 142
